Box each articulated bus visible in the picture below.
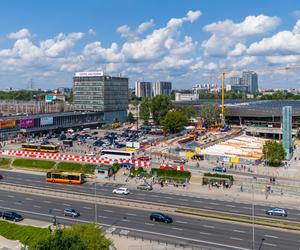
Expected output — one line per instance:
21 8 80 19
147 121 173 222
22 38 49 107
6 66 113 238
46 171 84 184
21 143 59 153
100 149 134 160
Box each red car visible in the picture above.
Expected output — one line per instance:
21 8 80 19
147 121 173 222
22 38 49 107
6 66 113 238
137 156 151 161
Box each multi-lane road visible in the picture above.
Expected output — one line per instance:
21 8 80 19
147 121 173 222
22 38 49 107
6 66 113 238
2 170 300 222
0 170 300 249
0 189 299 250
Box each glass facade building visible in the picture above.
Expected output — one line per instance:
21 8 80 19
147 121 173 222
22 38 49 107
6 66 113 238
135 81 152 98
282 106 293 160
73 72 128 122
242 71 258 94
153 81 172 96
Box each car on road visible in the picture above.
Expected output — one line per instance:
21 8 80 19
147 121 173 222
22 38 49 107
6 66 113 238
173 159 186 164
121 163 133 169
212 166 227 173
266 208 287 217
2 211 23 222
149 212 173 223
112 187 130 195
0 175 3 180
63 208 80 218
137 184 152 191
137 156 151 161
85 152 96 157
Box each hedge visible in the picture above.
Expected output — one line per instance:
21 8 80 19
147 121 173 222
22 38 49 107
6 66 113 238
203 172 234 182
0 158 11 168
12 159 55 170
56 162 96 174
0 220 50 248
151 168 191 180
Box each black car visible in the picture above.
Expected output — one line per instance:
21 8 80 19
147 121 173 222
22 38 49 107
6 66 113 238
137 184 153 191
150 212 173 223
3 211 23 222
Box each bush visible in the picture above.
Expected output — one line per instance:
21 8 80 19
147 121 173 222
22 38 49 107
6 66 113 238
151 168 191 181
0 220 50 248
111 163 121 174
56 162 96 174
0 158 11 168
130 167 148 177
12 159 55 170
203 172 234 185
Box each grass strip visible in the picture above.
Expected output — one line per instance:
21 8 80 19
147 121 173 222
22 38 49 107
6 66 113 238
12 159 55 170
56 162 96 174
0 158 11 169
0 220 50 247
176 208 300 231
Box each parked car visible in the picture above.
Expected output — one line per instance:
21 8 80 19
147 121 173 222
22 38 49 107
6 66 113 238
137 184 152 191
2 211 23 222
112 187 130 195
149 212 173 223
63 208 80 218
137 156 151 161
122 163 133 169
174 159 186 164
266 208 287 217
213 166 227 173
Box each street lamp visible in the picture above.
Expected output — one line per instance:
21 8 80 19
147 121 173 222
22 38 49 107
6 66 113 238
94 177 97 224
252 176 256 250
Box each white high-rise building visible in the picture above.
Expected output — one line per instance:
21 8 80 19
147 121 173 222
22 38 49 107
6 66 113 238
152 81 172 96
135 81 152 98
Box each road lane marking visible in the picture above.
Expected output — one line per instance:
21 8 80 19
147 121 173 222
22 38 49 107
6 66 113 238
121 219 130 222
199 232 211 235
126 213 137 216
165 197 173 199
203 225 215 229
176 221 187 224
43 201 51 204
264 235 278 239
63 203 71 206
98 216 107 219
145 223 154 226
172 227 183 231
209 202 220 205
7 195 14 198
179 198 188 201
233 230 246 233
83 206 92 210
225 205 235 208
33 205 41 208
230 237 243 241
194 200 202 203
151 195 159 198
242 207 251 210
104 210 113 213
264 243 277 247
203 206 213 210
0 200 4 202
25 197 33 200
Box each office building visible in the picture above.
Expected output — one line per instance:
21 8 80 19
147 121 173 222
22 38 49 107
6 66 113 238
153 81 172 96
175 93 198 101
192 83 219 94
73 71 128 122
231 84 248 93
242 71 258 94
135 81 152 98
229 77 242 86
282 106 293 160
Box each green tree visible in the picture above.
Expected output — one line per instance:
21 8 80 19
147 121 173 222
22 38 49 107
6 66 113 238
200 104 221 127
139 98 151 125
174 105 196 119
127 112 135 123
161 111 188 133
262 140 285 167
150 95 171 125
31 224 110 250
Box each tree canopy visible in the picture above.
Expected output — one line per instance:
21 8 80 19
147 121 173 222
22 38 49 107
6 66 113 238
150 95 171 125
161 111 188 133
139 98 151 125
30 224 111 250
262 140 285 167
200 104 221 127
127 112 135 123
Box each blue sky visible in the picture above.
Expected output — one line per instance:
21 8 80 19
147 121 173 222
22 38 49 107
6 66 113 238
1 0 300 89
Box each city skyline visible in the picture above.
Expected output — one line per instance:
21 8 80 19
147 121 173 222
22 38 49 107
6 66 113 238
0 0 300 89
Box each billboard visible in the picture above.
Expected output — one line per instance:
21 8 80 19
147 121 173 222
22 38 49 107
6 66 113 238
45 95 55 103
0 120 16 129
40 117 53 126
20 119 35 129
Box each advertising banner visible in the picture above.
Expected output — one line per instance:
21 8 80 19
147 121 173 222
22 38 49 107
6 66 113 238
0 120 16 129
20 119 35 129
40 117 53 126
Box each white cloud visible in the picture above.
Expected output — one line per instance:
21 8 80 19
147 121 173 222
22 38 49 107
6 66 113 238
247 20 300 57
292 10 300 18
137 19 155 33
88 28 96 35
228 43 247 57
7 28 31 39
202 15 280 57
